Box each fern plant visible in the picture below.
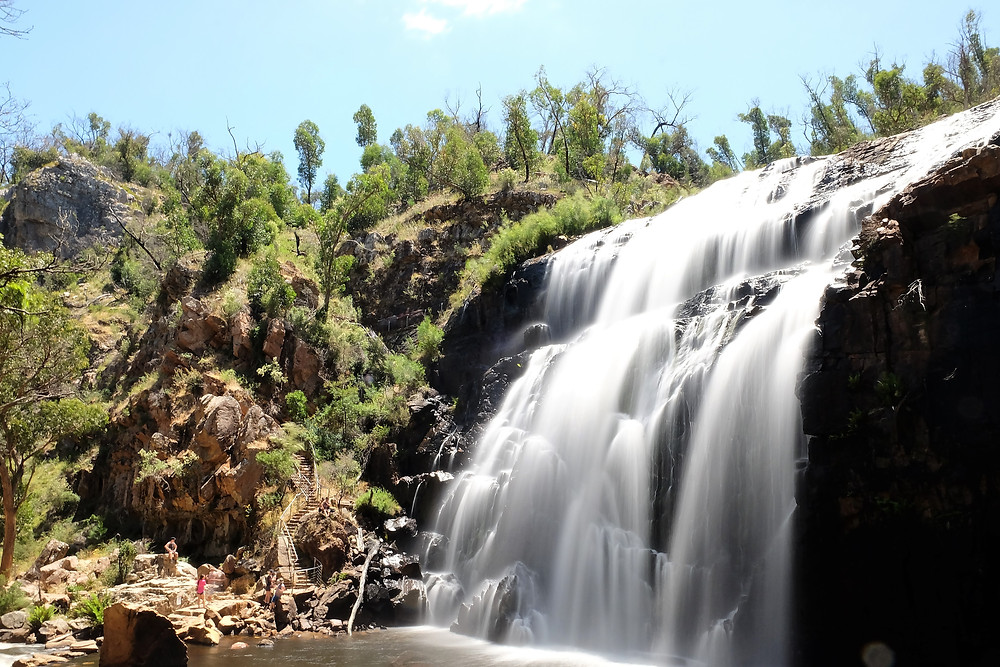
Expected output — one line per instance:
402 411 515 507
71 591 113 625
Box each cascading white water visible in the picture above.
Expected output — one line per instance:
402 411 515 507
423 104 1000 666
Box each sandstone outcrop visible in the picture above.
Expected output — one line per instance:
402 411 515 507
99 603 187 667
293 511 356 578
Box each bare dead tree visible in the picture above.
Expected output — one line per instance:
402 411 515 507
0 1 30 39
106 207 162 271
470 85 490 134
0 82 30 183
647 88 695 138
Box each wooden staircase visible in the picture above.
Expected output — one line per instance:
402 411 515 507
276 452 324 588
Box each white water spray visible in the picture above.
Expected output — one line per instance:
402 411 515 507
423 104 1000 665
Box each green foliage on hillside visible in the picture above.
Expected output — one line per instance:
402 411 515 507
458 193 622 298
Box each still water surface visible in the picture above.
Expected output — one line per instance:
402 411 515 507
49 627 655 666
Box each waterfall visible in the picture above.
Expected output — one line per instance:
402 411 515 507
422 104 1000 666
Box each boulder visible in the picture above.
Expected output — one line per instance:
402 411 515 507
161 259 199 304
24 539 69 581
217 615 241 635
230 310 253 360
39 557 79 587
191 394 243 465
1 610 27 629
294 513 355 579
12 654 70 667
183 620 222 646
176 297 227 353
291 339 321 394
261 318 286 359
37 618 71 640
99 603 187 667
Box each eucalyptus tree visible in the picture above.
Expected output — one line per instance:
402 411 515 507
502 93 539 183
315 166 391 312
353 104 378 148
293 120 325 204
739 104 796 169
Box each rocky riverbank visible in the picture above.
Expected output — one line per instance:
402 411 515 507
0 513 425 667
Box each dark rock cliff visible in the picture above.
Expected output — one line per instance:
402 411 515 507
796 137 1000 666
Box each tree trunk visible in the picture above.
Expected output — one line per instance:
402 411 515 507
0 460 17 578
347 539 381 636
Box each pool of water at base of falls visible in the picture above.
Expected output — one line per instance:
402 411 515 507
45 627 679 667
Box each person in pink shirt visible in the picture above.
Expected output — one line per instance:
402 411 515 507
196 574 207 608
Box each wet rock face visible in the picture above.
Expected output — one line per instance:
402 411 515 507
0 154 135 257
437 255 550 417
796 139 1000 667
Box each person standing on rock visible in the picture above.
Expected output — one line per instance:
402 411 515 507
197 574 207 608
270 576 285 612
263 569 274 605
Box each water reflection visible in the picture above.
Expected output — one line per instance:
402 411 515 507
57 627 658 666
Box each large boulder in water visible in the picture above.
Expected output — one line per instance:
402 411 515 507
99 603 187 667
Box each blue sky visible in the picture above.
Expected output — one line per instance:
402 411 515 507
2 1 994 187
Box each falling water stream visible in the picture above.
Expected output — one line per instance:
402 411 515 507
423 103 1000 666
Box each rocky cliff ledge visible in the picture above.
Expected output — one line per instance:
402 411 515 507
797 136 1000 666
0 153 136 256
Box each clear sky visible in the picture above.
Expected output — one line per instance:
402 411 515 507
2 0 994 187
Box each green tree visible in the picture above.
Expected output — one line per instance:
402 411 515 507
949 10 1000 106
738 104 796 169
643 126 708 186
502 93 540 183
293 120 325 204
353 104 378 148
389 124 432 204
314 166 390 312
319 173 344 213
436 127 489 200
0 275 106 576
114 127 151 184
803 75 867 155
706 135 741 173
530 66 569 170
864 62 928 135
193 151 292 281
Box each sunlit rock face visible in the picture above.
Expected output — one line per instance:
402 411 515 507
418 99 1000 666
0 153 134 256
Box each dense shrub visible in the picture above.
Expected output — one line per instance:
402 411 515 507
463 192 621 289
413 316 444 365
247 253 295 318
354 486 401 520
285 390 308 422
0 576 30 615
